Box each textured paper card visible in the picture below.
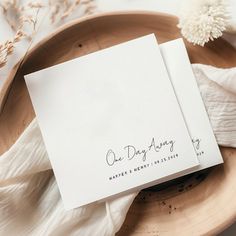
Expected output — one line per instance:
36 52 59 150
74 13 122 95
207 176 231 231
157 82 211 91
25 34 199 210
160 38 223 171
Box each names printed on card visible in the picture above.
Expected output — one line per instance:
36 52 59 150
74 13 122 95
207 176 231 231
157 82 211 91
108 153 179 181
106 137 181 181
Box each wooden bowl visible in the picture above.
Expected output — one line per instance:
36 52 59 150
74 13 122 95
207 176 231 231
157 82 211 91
1 11 236 235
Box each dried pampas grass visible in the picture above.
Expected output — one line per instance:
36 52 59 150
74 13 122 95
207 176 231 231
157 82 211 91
0 0 43 68
49 0 96 23
0 30 26 68
0 0 96 69
49 0 81 23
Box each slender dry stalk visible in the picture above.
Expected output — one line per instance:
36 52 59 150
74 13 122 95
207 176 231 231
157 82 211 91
49 0 96 23
0 0 23 31
0 0 96 69
81 0 96 15
0 0 44 68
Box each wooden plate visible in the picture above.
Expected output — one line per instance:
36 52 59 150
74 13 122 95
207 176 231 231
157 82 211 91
1 11 236 235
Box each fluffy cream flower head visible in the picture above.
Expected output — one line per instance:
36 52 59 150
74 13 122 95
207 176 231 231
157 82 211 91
178 0 229 46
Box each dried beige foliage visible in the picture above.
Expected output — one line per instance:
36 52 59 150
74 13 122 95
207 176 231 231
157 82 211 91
0 0 43 68
0 29 26 68
49 0 81 23
0 0 96 69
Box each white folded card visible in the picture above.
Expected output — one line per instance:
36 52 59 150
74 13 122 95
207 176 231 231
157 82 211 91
160 38 223 171
25 34 199 210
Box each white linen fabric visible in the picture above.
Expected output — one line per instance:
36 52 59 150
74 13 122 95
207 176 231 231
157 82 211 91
192 64 236 147
0 64 236 236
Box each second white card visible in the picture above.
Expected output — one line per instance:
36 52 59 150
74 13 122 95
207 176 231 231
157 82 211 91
160 38 223 171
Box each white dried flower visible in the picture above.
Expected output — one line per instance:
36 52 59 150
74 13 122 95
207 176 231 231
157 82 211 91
178 0 229 46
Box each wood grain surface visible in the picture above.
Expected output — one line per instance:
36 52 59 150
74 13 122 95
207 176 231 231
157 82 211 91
0 11 236 236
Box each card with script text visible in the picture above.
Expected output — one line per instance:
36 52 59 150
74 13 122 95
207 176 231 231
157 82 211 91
160 38 223 172
25 34 199 210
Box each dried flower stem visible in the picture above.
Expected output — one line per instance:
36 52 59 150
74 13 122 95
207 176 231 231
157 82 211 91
0 0 44 68
81 0 96 15
0 0 96 69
